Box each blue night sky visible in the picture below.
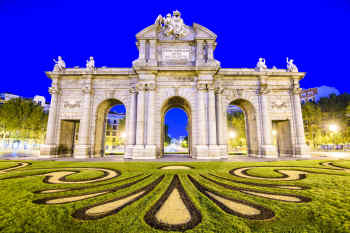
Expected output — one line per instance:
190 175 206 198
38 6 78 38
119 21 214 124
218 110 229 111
1 0 349 138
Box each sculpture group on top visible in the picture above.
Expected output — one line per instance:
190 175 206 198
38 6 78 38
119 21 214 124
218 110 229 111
53 56 66 72
255 57 299 72
155 10 188 39
53 55 299 73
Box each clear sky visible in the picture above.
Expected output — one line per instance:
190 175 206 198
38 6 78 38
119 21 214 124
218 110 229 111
1 0 349 138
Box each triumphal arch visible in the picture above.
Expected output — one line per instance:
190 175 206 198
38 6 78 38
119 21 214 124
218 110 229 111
41 11 309 159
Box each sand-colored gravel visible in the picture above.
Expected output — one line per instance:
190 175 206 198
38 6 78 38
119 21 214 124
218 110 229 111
46 191 109 204
86 191 145 216
233 167 307 181
0 162 30 174
40 189 68 194
321 162 350 172
155 188 191 225
277 186 303 190
206 191 261 216
161 166 192 170
44 168 118 184
241 190 301 202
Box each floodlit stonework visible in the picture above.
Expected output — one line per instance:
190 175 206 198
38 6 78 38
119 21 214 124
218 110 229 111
40 11 309 159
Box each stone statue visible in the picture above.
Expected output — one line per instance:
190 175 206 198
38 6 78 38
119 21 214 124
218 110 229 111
286 57 298 72
255 58 267 71
155 10 187 39
53 56 66 72
86 56 95 71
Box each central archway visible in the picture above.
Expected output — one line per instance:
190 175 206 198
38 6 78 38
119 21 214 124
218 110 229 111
226 99 259 156
160 96 192 158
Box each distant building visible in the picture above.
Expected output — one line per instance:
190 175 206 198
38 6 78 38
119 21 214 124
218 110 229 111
0 93 20 104
104 112 126 154
300 86 340 104
227 105 242 114
300 88 318 104
0 92 50 112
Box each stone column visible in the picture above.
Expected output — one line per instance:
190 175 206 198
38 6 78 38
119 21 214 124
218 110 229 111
208 84 217 145
195 83 209 158
197 83 207 145
196 40 204 66
74 76 93 158
136 84 145 145
258 77 277 157
215 87 227 157
144 83 157 158
292 86 309 157
40 78 60 157
148 40 157 66
125 87 137 159
147 84 155 145
207 41 214 61
127 88 137 146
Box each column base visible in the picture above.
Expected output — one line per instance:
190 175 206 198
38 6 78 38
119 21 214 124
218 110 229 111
131 145 157 159
294 144 311 158
40 144 57 158
195 145 223 159
73 145 91 159
260 144 278 158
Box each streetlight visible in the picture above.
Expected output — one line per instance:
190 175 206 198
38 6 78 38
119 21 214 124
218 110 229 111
121 132 126 138
229 131 236 139
272 130 277 136
328 124 339 150
329 124 339 133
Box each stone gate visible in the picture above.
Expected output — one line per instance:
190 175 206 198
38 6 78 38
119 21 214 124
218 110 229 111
41 11 309 159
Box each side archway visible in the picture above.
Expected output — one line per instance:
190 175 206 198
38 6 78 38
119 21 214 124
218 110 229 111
94 98 126 157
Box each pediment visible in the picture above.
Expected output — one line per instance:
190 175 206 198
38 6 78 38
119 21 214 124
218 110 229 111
136 25 158 39
193 23 217 40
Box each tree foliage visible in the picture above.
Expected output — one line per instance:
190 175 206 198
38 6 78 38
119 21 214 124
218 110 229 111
227 110 246 150
302 93 350 148
0 98 48 142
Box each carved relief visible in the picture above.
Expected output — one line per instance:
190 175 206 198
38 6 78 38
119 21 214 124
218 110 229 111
63 100 81 109
223 89 243 101
271 99 288 111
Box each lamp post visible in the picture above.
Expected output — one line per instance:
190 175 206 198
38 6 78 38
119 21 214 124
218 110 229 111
229 131 236 152
328 124 339 150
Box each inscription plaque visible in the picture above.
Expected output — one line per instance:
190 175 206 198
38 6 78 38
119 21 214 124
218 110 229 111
162 47 191 61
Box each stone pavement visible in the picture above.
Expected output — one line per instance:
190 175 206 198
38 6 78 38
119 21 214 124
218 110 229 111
1 152 348 162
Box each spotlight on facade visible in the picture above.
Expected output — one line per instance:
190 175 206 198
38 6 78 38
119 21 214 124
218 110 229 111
229 131 236 139
329 124 339 133
272 130 277 136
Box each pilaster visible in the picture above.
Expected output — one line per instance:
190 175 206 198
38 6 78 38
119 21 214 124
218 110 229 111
74 75 93 159
291 78 310 157
125 87 137 158
258 76 277 157
40 77 60 157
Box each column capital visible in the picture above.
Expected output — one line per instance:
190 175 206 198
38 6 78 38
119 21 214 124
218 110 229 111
258 84 270 95
81 85 93 95
48 86 60 95
129 87 137 94
197 83 208 91
291 87 302 95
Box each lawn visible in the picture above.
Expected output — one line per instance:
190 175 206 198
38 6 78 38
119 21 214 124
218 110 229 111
0 159 350 233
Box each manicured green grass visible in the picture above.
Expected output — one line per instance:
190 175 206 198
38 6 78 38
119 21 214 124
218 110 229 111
0 159 349 233
0 161 18 169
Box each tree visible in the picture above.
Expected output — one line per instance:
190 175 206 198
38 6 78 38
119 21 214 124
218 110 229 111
164 124 171 146
0 98 48 143
227 111 246 150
